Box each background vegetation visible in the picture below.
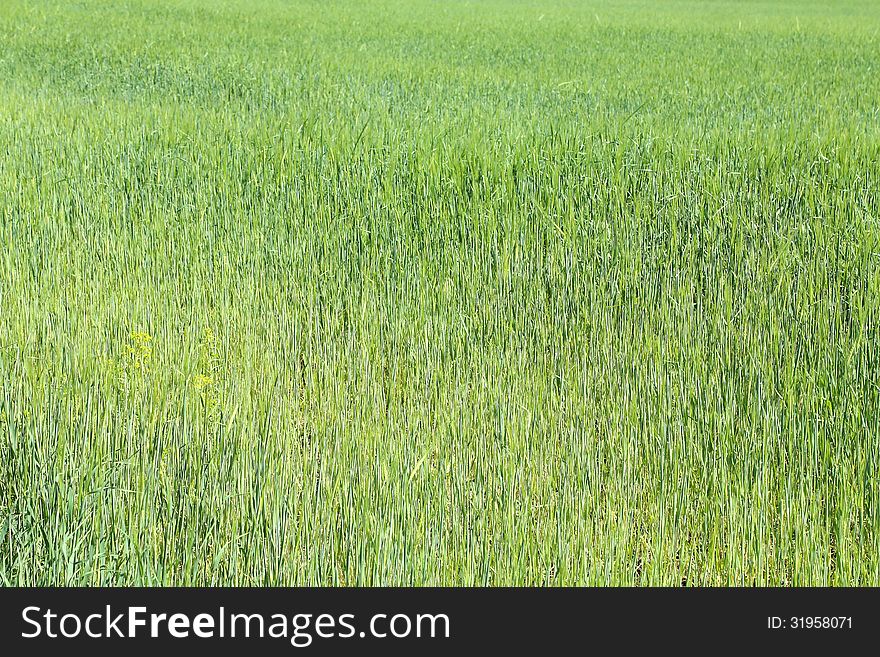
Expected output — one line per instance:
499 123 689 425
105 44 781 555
1 0 878 584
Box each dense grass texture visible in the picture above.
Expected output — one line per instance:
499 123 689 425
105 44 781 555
1 0 879 585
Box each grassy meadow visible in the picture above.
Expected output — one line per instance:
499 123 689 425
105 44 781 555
1 0 879 585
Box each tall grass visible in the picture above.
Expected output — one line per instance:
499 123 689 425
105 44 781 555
0 0 878 585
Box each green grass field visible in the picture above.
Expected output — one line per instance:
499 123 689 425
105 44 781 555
1 0 879 585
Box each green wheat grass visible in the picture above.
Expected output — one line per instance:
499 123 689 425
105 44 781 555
0 0 878 585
